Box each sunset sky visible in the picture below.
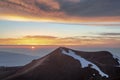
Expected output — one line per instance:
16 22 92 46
0 0 120 47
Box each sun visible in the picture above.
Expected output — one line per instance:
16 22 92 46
31 46 35 49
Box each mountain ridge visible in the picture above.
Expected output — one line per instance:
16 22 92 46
3 47 120 80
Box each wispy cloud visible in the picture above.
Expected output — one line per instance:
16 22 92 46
100 33 120 36
24 35 57 39
0 0 120 22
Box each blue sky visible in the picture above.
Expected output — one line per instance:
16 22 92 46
0 20 120 38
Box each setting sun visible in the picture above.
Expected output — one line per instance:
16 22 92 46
31 46 35 49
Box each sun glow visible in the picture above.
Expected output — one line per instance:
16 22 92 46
31 46 35 49
0 14 58 22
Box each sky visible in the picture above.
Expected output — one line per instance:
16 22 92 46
0 0 120 47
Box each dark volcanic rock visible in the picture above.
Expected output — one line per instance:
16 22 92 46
3 47 120 80
0 66 21 80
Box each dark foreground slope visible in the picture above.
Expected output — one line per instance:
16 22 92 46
3 47 120 80
0 66 22 80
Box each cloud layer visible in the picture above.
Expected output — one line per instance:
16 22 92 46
0 35 119 47
0 0 120 22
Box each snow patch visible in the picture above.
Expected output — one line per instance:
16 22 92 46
112 55 120 66
106 50 120 67
62 49 109 77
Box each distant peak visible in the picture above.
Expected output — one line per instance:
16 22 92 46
57 47 73 53
58 47 72 50
58 47 68 49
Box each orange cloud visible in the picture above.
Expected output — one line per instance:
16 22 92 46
0 35 119 47
0 0 120 23
24 35 57 39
